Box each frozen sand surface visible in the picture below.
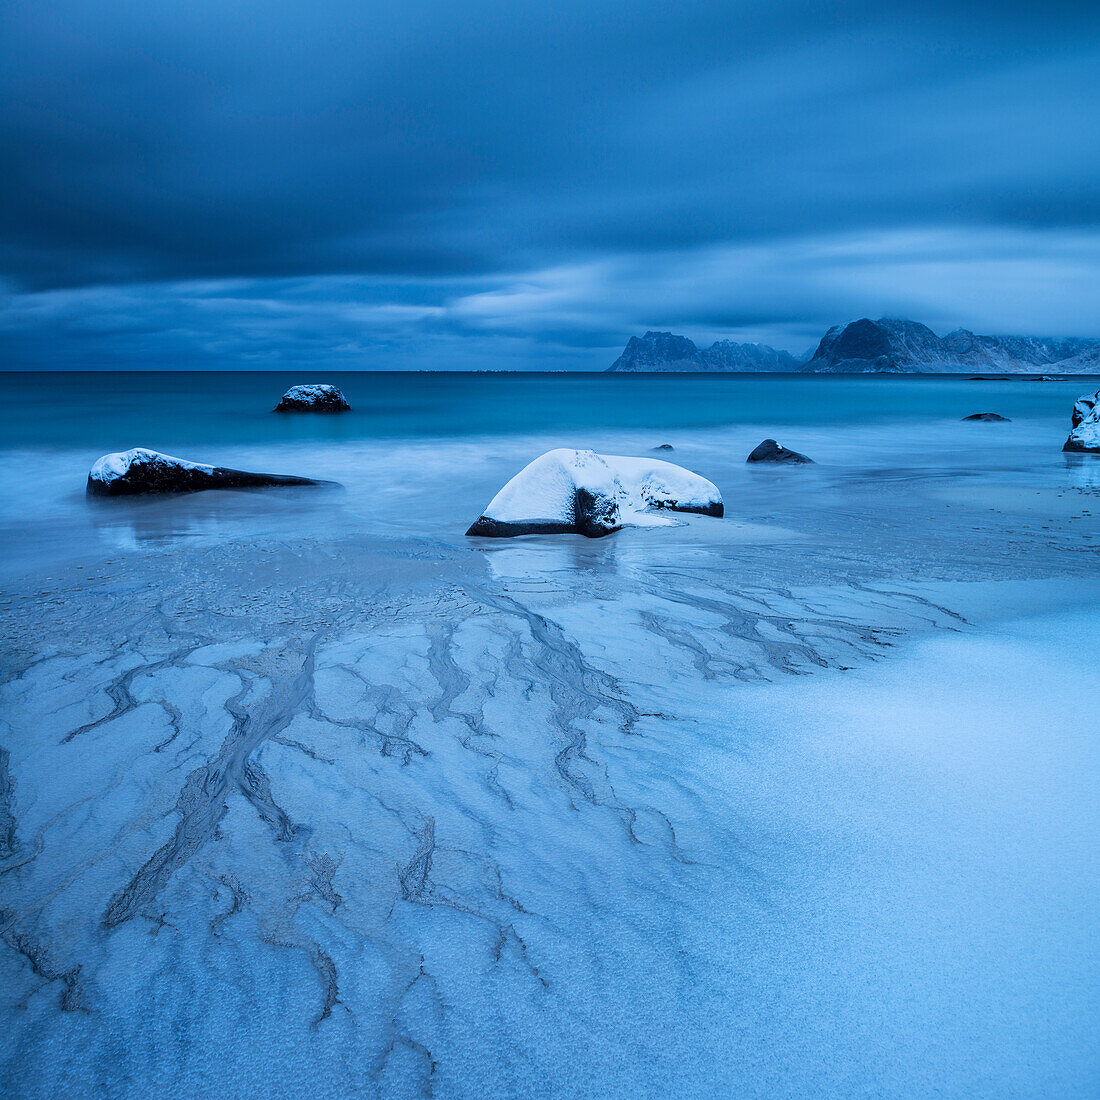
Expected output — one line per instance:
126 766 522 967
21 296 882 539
3 540 1099 1097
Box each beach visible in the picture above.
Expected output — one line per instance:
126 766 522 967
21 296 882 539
2 372 1099 1097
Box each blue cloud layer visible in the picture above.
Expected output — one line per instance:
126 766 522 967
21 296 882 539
1 0 1098 366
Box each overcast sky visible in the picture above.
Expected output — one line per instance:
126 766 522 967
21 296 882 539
2 0 1099 369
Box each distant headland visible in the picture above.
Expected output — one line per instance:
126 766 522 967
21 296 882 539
608 318 1100 374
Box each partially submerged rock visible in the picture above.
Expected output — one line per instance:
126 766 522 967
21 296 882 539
274 384 350 413
962 412 1011 422
746 439 813 464
466 448 722 538
1063 390 1100 453
652 443 675 452
87 448 330 496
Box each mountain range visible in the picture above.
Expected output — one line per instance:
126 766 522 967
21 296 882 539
608 319 1100 374
609 331 803 372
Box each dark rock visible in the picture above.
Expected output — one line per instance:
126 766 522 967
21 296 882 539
274 384 351 412
746 439 813 464
961 412 1011 422
465 488 622 539
573 487 622 537
87 448 332 497
652 443 675 451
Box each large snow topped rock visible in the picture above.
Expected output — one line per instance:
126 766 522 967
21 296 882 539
466 448 723 538
87 448 329 496
1064 390 1100 453
274 384 350 412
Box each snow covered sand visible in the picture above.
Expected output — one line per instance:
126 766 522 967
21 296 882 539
3 564 1098 1095
1 373 1099 1097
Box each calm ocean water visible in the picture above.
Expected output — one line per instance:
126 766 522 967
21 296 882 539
3 370 1098 448
2 370 1098 577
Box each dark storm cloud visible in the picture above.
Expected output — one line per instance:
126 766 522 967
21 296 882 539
1 0 1099 366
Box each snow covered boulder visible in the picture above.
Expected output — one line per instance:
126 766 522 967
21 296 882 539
962 412 1011 422
1064 390 1100 453
87 448 330 496
466 448 723 538
274 384 350 413
746 439 813 464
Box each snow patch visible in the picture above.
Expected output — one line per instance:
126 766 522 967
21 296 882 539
90 448 212 483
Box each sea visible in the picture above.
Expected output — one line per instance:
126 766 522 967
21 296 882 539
2 370 1099 574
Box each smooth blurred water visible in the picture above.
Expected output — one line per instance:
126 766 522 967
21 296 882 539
4 370 1098 450
2 370 1097 580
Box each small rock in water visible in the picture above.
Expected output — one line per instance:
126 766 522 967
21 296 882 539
1063 390 1100 453
962 412 1011 422
466 448 723 538
652 443 675 452
746 439 813 464
87 448 332 496
274 384 351 413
